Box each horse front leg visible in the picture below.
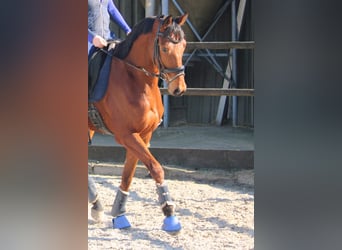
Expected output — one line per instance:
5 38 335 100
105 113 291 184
119 133 181 233
111 150 138 229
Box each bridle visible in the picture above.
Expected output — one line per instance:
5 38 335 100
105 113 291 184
124 17 185 85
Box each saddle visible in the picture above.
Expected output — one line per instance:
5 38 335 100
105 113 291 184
88 40 119 102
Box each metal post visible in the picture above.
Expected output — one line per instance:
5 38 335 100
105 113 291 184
161 0 169 128
133 0 138 25
231 0 238 127
145 0 156 17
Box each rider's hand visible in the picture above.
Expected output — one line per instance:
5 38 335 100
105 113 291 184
92 35 107 48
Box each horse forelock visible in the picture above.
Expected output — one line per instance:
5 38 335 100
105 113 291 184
160 22 185 44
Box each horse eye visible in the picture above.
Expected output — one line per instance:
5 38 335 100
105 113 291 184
162 47 168 53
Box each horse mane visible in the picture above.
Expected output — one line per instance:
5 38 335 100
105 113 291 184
113 15 185 59
113 17 155 59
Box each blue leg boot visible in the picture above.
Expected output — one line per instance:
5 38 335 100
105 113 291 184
112 215 131 229
111 189 131 229
157 183 182 233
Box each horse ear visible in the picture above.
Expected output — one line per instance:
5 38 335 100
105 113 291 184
161 15 173 31
174 13 188 26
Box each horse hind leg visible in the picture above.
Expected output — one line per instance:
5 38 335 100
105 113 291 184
88 129 104 222
90 199 104 222
88 176 104 222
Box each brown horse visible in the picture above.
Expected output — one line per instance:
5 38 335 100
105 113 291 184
88 14 188 233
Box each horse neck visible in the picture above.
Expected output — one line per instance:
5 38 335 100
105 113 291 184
126 34 159 85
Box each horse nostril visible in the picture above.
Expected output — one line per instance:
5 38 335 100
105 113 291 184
173 88 185 96
173 88 180 96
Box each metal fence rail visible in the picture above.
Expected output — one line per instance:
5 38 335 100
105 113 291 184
186 41 255 50
159 88 254 96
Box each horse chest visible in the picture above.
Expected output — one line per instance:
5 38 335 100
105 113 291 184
142 100 163 126
126 94 162 127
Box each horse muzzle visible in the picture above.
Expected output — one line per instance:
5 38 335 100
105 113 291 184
172 85 186 96
168 78 187 96
161 66 187 96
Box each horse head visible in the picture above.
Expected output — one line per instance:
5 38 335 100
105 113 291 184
154 14 188 96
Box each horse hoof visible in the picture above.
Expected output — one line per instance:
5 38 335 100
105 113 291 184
162 215 181 234
91 208 104 222
91 200 104 222
112 215 131 229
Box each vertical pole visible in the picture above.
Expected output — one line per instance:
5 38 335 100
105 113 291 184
133 0 138 25
145 0 156 17
161 0 169 128
231 0 238 127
